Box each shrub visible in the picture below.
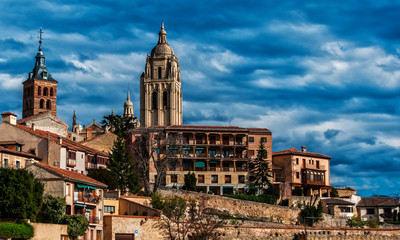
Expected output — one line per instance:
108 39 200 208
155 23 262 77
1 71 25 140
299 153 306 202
183 172 197 191
366 220 379 228
61 214 89 237
150 193 164 210
0 221 34 239
347 217 364 228
292 188 304 196
299 196 323 226
330 187 339 197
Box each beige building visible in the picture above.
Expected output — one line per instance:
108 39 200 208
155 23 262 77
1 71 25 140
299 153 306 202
273 146 331 197
26 161 107 240
0 141 41 169
129 125 272 195
140 22 182 127
357 197 399 222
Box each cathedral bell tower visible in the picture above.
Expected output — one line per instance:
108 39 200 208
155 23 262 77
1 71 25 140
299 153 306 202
22 28 58 118
140 22 182 127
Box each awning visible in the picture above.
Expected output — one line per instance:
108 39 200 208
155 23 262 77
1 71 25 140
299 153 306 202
209 161 218 164
76 184 97 190
223 186 234 189
195 161 206 168
182 147 192 150
74 203 87 207
195 147 204 149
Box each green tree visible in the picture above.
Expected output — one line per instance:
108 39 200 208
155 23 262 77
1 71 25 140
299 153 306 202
300 196 323 226
37 195 66 224
102 114 137 138
330 187 339 197
61 214 89 238
0 168 43 221
250 141 272 194
183 172 197 191
107 136 141 194
87 167 119 190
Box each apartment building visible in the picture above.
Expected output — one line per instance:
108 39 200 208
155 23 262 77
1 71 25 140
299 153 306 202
273 146 331 197
0 112 109 174
26 161 107 240
0 141 41 169
129 125 272 195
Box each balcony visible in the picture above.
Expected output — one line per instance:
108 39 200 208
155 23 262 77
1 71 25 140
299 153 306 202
302 169 326 186
75 191 101 204
66 159 76 167
89 216 99 224
86 162 96 170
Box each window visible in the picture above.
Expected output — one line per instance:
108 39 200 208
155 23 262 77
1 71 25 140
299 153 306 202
40 99 45 109
198 175 204 183
223 150 229 158
170 174 177 183
43 87 48 96
38 86 42 96
158 66 162 79
163 91 168 109
104 206 115 214
225 175 231 183
248 150 255 157
3 158 9 168
367 208 375 214
211 175 218 183
249 137 254 143
46 100 51 109
296 172 300 179
316 160 320 169
239 175 245 183
296 158 299 165
152 92 158 110
66 205 71 215
68 151 76 160
66 184 70 196
209 150 216 157
261 137 267 143
16 146 21 152
339 207 352 213
50 88 53 96
42 71 47 79
15 160 21 169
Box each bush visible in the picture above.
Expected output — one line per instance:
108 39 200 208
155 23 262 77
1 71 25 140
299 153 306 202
330 187 339 197
150 193 164 210
299 196 323 226
61 214 89 237
366 220 379 228
0 221 34 239
347 217 364 228
36 195 66 224
183 172 197 191
225 194 279 205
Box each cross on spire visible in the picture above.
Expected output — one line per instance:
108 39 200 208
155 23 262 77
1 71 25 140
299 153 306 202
38 28 44 50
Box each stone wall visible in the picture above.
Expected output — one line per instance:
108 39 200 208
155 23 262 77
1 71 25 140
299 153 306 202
31 223 68 240
157 187 301 225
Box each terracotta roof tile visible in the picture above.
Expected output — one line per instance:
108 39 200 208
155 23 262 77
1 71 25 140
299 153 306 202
1 112 17 117
0 146 41 160
273 148 331 159
34 162 107 188
357 197 398 207
14 124 108 157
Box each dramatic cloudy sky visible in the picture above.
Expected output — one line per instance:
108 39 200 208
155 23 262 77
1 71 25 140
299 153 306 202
1 0 399 196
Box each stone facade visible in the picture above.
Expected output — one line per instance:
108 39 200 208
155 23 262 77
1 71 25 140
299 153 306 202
31 223 68 240
140 22 182 127
103 216 163 240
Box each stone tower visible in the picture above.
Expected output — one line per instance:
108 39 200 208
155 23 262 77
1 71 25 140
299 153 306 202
140 22 182 127
124 90 134 118
22 29 58 118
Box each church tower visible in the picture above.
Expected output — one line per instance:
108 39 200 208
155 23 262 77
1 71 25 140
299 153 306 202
140 22 182 127
22 29 58 118
124 90 134 118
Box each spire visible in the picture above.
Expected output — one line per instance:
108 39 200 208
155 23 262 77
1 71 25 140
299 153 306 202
73 110 77 126
38 28 43 52
111 108 114 115
158 21 167 44
35 28 46 68
127 90 131 101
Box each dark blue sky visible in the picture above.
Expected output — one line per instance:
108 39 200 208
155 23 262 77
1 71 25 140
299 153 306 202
1 0 399 197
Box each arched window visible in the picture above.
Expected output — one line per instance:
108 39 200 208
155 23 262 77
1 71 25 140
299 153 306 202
38 86 42 96
43 87 48 96
152 92 158 110
158 67 162 79
163 91 168 109
46 100 51 109
50 88 53 96
40 99 45 109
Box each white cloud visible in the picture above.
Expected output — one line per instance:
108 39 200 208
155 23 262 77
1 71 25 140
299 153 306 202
0 74 25 89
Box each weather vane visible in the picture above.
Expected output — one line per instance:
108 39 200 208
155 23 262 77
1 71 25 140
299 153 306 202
38 28 43 49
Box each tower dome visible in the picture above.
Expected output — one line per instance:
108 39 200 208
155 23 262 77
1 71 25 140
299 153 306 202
123 90 134 118
151 22 175 57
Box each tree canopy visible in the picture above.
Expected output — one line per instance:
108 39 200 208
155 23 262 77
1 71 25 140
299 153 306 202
87 167 119 190
36 195 66 224
0 168 43 220
107 136 141 195
250 141 272 193
101 114 137 137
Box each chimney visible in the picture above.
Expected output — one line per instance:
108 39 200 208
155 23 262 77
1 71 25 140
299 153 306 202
86 127 92 140
32 123 36 131
1 112 17 125
301 146 307 152
58 136 63 145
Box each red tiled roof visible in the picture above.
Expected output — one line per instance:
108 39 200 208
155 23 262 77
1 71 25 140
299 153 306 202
321 198 355 206
34 162 107 188
358 197 398 207
1 112 17 117
0 146 41 160
17 112 69 127
273 148 331 159
13 124 109 157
